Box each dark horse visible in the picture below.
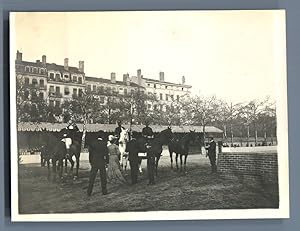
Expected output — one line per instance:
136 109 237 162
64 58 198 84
168 130 196 172
40 131 81 180
136 127 173 177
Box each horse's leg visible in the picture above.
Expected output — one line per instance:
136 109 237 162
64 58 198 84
170 151 173 169
59 159 63 180
41 154 44 167
119 145 123 167
175 153 179 171
68 156 75 176
74 155 80 180
184 154 188 173
47 159 51 180
138 158 143 173
180 155 183 172
124 156 128 171
52 159 57 182
155 156 160 177
64 157 68 175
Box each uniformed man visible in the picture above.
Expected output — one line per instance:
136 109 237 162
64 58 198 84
147 149 156 185
87 130 109 196
206 136 217 173
125 133 140 184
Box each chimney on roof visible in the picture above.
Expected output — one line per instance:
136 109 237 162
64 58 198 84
36 60 41 64
123 74 127 82
137 69 142 85
16 50 22 61
64 58 69 70
111 72 116 83
79 61 84 72
137 69 142 78
123 73 130 86
159 72 165 82
182 76 185 85
42 55 46 66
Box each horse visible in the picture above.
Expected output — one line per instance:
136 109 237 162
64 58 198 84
40 132 67 181
65 139 81 179
41 131 81 181
168 130 196 172
118 127 130 170
137 127 173 177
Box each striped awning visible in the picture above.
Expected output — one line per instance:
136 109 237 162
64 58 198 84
17 122 223 133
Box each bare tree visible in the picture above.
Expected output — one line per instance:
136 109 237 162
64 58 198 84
260 100 276 145
239 98 270 146
183 95 220 146
218 101 242 146
62 91 99 151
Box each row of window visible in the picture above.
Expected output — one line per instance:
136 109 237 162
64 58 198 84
147 83 185 91
24 77 45 87
24 66 46 75
24 80 181 102
49 100 61 108
159 93 180 101
87 84 135 95
48 73 83 84
147 104 175 111
49 85 84 97
87 85 180 101
23 91 44 100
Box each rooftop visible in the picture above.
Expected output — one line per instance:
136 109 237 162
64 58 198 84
142 77 192 88
17 122 223 133
16 60 84 74
15 55 192 88
85 76 143 88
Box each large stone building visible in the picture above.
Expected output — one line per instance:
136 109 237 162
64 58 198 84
15 51 192 111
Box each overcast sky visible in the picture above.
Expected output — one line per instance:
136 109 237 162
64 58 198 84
12 11 286 103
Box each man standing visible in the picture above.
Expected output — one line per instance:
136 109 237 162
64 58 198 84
87 130 109 196
126 133 139 184
206 136 217 173
147 147 156 185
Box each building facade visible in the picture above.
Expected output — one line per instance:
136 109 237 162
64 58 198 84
15 51 192 112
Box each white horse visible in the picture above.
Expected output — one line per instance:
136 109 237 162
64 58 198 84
119 127 129 170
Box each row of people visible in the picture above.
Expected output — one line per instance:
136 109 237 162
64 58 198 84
114 120 154 140
87 130 143 196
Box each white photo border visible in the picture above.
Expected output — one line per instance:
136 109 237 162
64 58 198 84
9 10 289 222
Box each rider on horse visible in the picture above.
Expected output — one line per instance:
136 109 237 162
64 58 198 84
60 119 80 158
142 120 154 145
114 120 125 144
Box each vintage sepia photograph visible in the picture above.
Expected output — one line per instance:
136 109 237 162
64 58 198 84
10 10 289 221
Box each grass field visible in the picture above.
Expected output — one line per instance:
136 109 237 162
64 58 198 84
18 155 279 214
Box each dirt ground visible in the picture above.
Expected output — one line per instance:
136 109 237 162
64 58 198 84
18 154 279 214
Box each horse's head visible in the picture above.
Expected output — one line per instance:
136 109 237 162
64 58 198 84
188 129 197 143
119 127 129 143
158 127 173 144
